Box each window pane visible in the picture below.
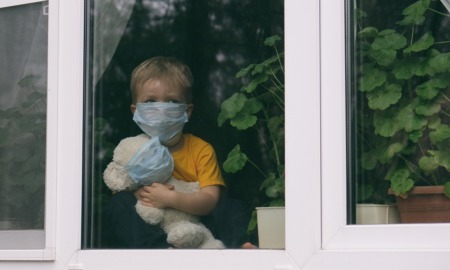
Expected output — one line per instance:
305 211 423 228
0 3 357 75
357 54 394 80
0 2 48 235
349 0 450 224
83 0 284 249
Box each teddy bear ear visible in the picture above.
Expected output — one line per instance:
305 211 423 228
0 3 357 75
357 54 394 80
103 162 136 192
112 135 151 165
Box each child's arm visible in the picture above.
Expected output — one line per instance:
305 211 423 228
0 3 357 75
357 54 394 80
135 184 220 215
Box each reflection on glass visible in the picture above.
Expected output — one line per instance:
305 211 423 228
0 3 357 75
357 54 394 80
0 2 48 231
83 0 284 248
349 0 450 224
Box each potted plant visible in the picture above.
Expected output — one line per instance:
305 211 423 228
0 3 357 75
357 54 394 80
217 35 285 247
355 0 450 223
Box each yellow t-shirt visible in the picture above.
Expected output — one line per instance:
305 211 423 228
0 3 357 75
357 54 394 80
171 134 225 188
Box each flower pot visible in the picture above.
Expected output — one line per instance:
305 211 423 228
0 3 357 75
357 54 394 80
391 186 450 223
256 207 285 249
356 204 400 224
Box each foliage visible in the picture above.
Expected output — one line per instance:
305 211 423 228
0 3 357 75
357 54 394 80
0 74 46 228
217 35 284 232
356 0 450 200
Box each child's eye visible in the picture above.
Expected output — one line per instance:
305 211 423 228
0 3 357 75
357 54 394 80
168 99 179 103
145 99 156 103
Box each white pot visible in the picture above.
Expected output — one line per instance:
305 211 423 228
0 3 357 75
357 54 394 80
256 207 285 249
356 203 400 224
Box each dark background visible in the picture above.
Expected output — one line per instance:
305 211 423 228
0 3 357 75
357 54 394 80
84 0 284 248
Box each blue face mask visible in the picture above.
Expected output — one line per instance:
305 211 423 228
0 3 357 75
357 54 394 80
125 136 174 186
133 102 189 145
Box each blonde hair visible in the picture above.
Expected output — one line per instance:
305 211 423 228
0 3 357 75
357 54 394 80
130 57 193 103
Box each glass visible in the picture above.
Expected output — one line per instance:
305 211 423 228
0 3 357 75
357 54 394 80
0 2 48 233
83 0 284 248
349 0 450 224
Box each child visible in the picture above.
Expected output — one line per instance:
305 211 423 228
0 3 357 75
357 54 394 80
129 57 224 216
104 57 251 248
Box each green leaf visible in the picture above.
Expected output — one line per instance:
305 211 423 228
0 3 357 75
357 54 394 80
419 156 439 171
255 55 282 75
359 67 387 92
369 48 398 66
355 8 367 19
358 27 378 39
369 31 407 66
268 116 284 142
247 210 257 234
404 32 434 54
236 64 255 78
384 142 405 161
397 0 429 26
217 93 247 126
223 145 248 173
361 151 377 170
390 169 414 196
429 125 450 144
397 105 427 132
444 182 450 199
428 52 450 73
264 35 281 47
393 57 420 79
371 31 407 50
230 114 258 130
229 98 263 130
428 115 441 129
366 83 402 110
265 179 284 198
416 77 450 100
243 74 269 93
409 129 423 143
429 150 450 172
373 109 402 137
415 102 441 116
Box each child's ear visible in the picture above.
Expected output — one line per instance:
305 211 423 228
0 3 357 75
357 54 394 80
130 104 136 114
186 104 194 118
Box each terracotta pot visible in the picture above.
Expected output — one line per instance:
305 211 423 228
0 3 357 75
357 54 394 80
391 186 450 223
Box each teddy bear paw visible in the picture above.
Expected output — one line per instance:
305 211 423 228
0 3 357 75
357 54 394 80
167 223 205 248
135 202 164 225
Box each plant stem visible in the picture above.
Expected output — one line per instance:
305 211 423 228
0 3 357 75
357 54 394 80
441 110 450 117
274 46 284 75
395 153 429 184
409 26 415 48
434 40 450 45
261 104 281 167
428 8 450 17
265 84 285 112
247 158 267 178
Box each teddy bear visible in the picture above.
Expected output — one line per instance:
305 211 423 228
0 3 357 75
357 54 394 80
103 133 225 249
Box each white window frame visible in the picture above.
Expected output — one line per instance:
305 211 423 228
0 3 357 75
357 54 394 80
0 0 56 261
2 0 450 269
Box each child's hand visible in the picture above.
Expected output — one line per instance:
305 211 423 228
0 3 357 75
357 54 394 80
135 183 175 209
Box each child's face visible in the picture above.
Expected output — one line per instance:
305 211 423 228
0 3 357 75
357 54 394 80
131 79 193 148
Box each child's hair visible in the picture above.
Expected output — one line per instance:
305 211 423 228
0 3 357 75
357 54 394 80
130 56 193 103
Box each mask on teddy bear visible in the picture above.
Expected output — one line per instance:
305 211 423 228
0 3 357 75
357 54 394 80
133 102 188 145
125 136 174 185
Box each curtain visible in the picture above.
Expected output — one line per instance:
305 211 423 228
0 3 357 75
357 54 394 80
93 0 135 84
